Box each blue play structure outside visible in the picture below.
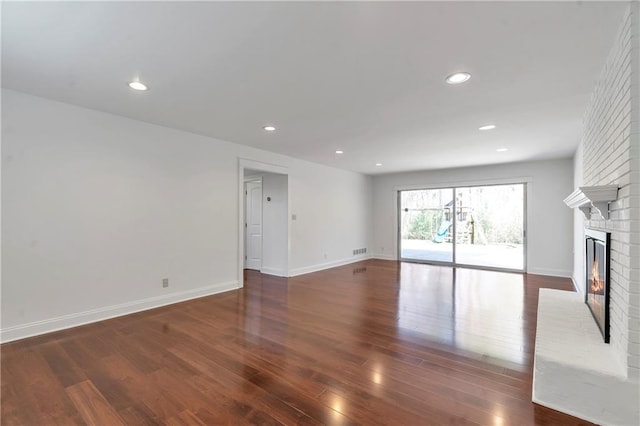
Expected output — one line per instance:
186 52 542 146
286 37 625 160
433 220 451 243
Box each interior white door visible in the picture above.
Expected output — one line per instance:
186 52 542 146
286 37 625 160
245 180 262 270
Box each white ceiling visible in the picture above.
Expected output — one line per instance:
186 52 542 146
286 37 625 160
1 1 628 175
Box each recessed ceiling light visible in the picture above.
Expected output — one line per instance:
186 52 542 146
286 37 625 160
445 72 471 85
263 125 276 132
479 124 496 131
335 150 344 154
375 163 382 166
128 81 148 91
496 148 508 152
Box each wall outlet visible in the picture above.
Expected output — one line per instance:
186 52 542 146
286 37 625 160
162 278 169 288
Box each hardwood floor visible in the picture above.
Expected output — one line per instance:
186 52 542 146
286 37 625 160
1 260 592 425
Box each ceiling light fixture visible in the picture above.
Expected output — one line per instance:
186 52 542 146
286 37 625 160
335 150 344 154
445 72 471 85
479 124 496 131
375 163 382 166
496 148 508 152
263 125 276 132
128 81 148 91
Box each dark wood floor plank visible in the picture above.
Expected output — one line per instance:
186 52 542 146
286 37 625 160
1 260 593 425
3 348 84 425
117 403 160 426
39 342 88 388
165 410 206 426
65 380 126 425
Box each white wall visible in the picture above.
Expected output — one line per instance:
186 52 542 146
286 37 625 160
287 162 373 276
261 172 288 276
572 143 584 294
371 159 574 277
1 89 372 341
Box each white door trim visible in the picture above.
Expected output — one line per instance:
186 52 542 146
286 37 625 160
238 158 290 286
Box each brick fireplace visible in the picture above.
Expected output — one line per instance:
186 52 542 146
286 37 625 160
533 3 639 425
576 1 639 382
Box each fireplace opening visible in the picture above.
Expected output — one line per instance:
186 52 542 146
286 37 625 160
585 229 610 343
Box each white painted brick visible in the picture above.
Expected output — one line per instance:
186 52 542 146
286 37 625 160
579 4 639 378
617 171 635 187
628 353 640 369
629 366 640 381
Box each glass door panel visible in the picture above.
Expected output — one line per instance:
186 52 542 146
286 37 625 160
399 188 454 263
455 184 525 270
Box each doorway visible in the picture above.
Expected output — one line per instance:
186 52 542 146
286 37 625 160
238 159 290 285
398 183 526 272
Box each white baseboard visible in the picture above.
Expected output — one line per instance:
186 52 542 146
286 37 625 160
527 267 573 278
372 253 395 260
0 280 239 343
260 266 287 277
289 255 371 277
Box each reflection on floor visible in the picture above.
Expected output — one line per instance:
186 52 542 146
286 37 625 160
397 265 526 364
401 239 524 269
0 260 588 425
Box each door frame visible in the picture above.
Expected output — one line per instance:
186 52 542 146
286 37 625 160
238 158 290 287
395 178 529 274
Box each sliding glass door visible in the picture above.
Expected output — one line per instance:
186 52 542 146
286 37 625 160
398 183 525 271
399 188 454 263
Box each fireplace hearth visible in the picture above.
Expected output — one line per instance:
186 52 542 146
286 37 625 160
585 229 610 343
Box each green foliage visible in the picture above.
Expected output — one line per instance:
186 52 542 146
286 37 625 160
406 210 442 240
407 211 430 240
469 186 523 245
